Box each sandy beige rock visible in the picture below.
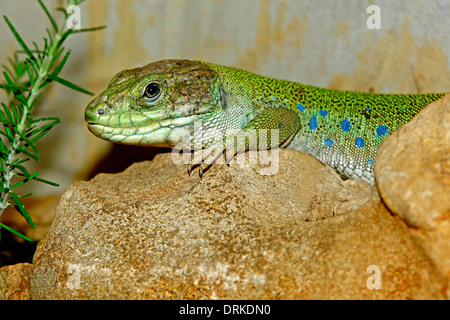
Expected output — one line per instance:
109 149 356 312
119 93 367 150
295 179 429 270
0 263 32 300
375 94 450 298
28 150 445 299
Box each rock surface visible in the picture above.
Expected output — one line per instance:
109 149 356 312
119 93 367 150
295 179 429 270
27 149 445 299
375 94 450 297
0 263 32 300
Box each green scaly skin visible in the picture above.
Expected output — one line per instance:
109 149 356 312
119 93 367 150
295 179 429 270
85 59 446 185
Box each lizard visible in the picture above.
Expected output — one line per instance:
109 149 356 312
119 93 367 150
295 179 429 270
84 59 446 185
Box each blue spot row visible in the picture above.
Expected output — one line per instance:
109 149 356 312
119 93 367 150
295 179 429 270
341 118 351 132
319 109 328 117
376 125 388 136
368 158 374 166
309 115 318 130
323 137 365 148
297 104 306 112
355 137 365 148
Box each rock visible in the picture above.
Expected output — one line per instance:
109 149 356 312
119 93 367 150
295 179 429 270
375 94 450 298
0 263 32 300
29 149 445 299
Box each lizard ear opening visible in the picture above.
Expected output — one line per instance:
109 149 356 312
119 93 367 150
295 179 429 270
219 86 227 110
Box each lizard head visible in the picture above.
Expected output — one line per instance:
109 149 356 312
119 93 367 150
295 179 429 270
85 59 223 147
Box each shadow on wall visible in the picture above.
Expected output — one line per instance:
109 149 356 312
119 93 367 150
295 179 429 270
86 144 168 179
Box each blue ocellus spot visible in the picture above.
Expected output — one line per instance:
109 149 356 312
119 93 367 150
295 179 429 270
324 138 334 147
297 104 306 112
355 137 365 148
309 115 318 130
320 109 328 117
340 118 351 132
376 125 388 136
368 157 374 166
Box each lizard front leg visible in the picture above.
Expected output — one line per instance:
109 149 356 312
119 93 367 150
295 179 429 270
188 107 302 177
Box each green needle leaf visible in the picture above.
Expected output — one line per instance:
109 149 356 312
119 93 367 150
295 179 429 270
50 49 71 78
16 147 40 162
72 25 107 33
10 192 36 229
10 163 31 177
0 223 33 242
12 172 39 189
0 83 30 91
2 71 27 104
32 175 59 187
57 29 74 49
3 16 37 66
47 74 94 95
20 135 39 154
28 126 56 143
0 129 14 143
1 101 15 122
38 0 58 32
31 116 60 123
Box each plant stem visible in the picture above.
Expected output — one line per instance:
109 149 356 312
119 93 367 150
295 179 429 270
0 135 20 212
0 1 74 217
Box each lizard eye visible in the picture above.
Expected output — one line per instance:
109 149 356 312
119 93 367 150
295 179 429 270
144 82 161 101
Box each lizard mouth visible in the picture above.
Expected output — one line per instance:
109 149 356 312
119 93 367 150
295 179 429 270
86 113 200 147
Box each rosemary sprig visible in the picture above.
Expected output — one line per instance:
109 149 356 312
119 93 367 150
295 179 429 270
0 0 105 242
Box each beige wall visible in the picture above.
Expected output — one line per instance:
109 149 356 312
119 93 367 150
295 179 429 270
0 0 449 196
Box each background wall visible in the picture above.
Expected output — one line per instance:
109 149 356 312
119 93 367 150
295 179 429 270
0 0 449 197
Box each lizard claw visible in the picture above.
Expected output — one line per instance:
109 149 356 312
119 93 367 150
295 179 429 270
186 143 225 177
225 148 237 166
187 149 202 175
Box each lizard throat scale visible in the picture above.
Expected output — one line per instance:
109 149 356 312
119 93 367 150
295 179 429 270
85 59 446 185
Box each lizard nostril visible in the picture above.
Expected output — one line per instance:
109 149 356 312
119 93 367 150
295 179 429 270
84 108 98 123
98 108 105 115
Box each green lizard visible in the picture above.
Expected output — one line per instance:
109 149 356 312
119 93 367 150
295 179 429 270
84 59 445 185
